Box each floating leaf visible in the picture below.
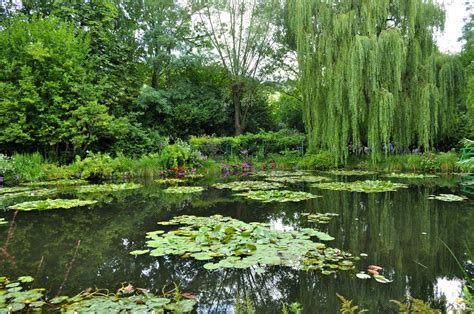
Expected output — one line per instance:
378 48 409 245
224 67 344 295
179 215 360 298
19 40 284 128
325 170 377 176
264 176 331 184
130 250 150 256
8 199 98 211
18 276 34 283
163 186 204 194
212 180 284 191
312 180 407 193
373 274 393 283
356 273 371 279
382 173 438 179
428 194 467 202
235 190 320 202
76 183 142 194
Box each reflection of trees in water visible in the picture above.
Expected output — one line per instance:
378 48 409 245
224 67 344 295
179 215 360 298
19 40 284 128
0 183 472 312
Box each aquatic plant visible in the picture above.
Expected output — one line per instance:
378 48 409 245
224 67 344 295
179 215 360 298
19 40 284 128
252 170 308 177
0 188 58 200
75 183 142 194
212 180 284 191
312 180 407 193
302 212 339 224
162 186 204 194
0 218 7 225
8 199 98 211
382 173 438 179
325 170 377 176
265 176 331 184
336 293 368 313
428 194 468 202
154 178 186 185
22 179 87 186
139 215 354 274
0 186 33 195
235 190 320 202
0 276 196 312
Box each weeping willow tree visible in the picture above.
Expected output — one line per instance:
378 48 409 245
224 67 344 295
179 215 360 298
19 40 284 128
289 0 464 163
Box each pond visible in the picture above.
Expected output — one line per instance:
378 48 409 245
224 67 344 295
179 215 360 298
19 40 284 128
0 172 472 313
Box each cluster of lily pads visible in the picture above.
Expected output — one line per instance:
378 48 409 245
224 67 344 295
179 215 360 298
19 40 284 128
251 170 308 177
382 173 438 179
312 180 407 193
212 180 284 191
428 194 468 202
163 186 205 194
0 188 58 200
235 190 320 202
22 179 88 186
0 276 195 313
325 170 377 176
8 199 98 211
134 215 355 275
155 178 186 185
264 176 331 184
75 183 142 194
302 212 339 224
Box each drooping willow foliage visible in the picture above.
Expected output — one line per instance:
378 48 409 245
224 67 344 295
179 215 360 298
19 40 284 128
289 0 464 163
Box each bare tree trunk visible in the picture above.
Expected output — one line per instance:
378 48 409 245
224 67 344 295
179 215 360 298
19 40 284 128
232 82 243 136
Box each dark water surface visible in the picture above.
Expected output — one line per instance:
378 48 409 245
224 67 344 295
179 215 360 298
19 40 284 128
0 173 472 313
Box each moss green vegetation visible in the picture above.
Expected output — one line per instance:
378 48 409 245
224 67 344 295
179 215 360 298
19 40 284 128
383 173 438 179
303 212 339 224
312 180 408 193
289 0 464 163
141 215 353 274
0 275 195 312
162 186 204 194
264 176 330 183
325 170 377 176
75 183 142 194
8 199 98 211
235 190 319 202
212 181 284 191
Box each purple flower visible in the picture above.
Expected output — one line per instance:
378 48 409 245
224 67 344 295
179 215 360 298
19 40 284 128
242 162 250 169
240 149 249 155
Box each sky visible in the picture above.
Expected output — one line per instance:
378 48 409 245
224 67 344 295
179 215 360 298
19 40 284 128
436 0 472 53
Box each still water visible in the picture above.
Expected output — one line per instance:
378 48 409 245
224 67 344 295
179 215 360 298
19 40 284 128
0 173 472 313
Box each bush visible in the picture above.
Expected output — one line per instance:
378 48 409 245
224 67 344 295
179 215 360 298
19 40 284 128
159 140 192 169
73 152 125 182
189 130 306 158
298 151 335 170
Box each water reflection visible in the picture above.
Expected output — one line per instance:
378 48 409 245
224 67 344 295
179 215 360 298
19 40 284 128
0 174 472 312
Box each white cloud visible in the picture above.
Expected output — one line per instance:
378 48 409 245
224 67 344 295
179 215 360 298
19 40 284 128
435 0 472 53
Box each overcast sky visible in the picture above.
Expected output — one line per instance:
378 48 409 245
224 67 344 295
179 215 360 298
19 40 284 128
436 0 472 53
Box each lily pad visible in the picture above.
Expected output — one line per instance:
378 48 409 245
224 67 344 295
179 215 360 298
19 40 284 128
162 186 204 194
212 180 284 191
76 183 143 194
382 173 438 179
0 187 33 195
22 179 88 186
130 250 150 256
0 218 7 225
8 199 98 211
428 194 467 202
312 180 407 193
141 215 354 273
154 178 186 184
356 272 371 279
235 190 320 202
264 176 331 184
304 212 339 224
325 170 377 176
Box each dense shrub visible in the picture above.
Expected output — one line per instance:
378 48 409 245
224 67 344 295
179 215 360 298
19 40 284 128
298 151 335 170
189 130 306 158
73 152 125 182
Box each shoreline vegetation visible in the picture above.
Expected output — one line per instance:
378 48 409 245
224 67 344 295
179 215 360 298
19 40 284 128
0 133 471 186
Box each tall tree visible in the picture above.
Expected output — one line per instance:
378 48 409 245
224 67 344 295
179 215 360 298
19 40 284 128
460 2 474 140
289 0 464 163
193 0 282 135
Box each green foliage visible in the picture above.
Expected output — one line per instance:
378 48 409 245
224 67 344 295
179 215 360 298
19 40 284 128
74 152 124 181
336 294 368 313
298 151 335 170
212 181 284 191
11 153 45 182
312 180 408 193
8 199 98 211
189 130 306 158
162 186 204 194
75 183 142 194
159 140 192 169
289 1 464 163
143 215 353 272
0 14 124 156
0 275 196 312
389 298 440 313
428 194 468 202
235 190 320 203
264 175 330 183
